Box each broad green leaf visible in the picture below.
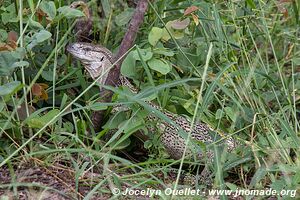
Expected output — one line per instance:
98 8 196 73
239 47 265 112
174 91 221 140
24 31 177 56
28 18 44 30
0 49 26 76
101 0 111 17
249 167 267 187
121 51 136 78
161 21 173 41
0 81 22 96
12 48 26 59
144 140 152 148
161 21 185 41
0 101 4 112
40 0 57 20
41 70 55 81
27 109 60 128
1 4 18 24
215 109 224 119
153 48 174 56
57 54 67 66
292 57 300 65
225 182 238 191
172 30 185 39
0 29 8 41
280 119 300 146
0 120 14 131
148 27 163 46
12 61 29 68
35 30 52 43
122 116 144 134
103 111 127 129
246 0 256 9
147 58 172 75
109 137 131 150
0 52 18 75
115 8 134 26
270 178 286 192
132 48 153 61
58 6 85 19
161 28 171 41
224 107 236 122
28 30 52 49
139 86 158 101
89 102 108 111
27 0 35 13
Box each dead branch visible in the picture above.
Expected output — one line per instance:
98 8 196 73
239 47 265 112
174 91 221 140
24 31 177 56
91 0 149 132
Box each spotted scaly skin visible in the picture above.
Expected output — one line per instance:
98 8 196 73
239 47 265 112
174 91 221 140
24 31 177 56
66 42 236 161
66 42 113 87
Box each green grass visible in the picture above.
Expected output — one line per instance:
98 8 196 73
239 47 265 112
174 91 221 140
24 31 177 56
0 0 299 199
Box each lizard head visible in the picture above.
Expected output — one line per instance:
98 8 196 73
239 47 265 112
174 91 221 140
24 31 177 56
66 42 113 85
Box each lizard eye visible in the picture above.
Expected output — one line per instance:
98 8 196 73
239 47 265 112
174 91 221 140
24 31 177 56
100 56 104 61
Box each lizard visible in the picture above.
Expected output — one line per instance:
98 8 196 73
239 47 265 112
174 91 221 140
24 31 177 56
66 42 236 183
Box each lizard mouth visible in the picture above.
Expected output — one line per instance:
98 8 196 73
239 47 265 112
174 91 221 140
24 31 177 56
66 44 78 56
66 43 91 61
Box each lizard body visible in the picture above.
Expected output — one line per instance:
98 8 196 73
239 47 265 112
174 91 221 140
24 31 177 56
66 42 236 161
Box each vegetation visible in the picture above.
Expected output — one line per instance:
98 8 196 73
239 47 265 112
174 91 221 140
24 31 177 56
0 0 299 199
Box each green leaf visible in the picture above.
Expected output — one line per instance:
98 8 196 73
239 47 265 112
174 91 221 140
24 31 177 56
28 18 44 30
122 116 144 134
161 21 174 41
0 81 22 96
161 27 171 41
103 111 127 129
0 29 8 42
115 8 134 26
144 140 152 148
12 61 29 68
40 0 57 20
249 167 267 187
58 6 85 19
292 57 300 65
246 0 256 9
215 109 224 119
41 69 55 81
161 20 185 41
132 48 153 61
109 137 131 150
27 0 35 13
0 51 23 76
172 30 185 39
0 101 4 112
27 109 60 128
224 107 236 122
148 27 163 46
88 102 108 111
147 58 172 75
35 30 52 43
1 4 18 24
121 51 136 78
139 86 158 101
0 119 14 131
28 30 52 49
101 0 111 17
153 48 174 56
225 182 238 191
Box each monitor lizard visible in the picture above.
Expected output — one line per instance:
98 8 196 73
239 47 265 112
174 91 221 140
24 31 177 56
66 42 236 184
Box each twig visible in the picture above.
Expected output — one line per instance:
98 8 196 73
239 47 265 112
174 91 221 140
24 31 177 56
91 0 149 131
